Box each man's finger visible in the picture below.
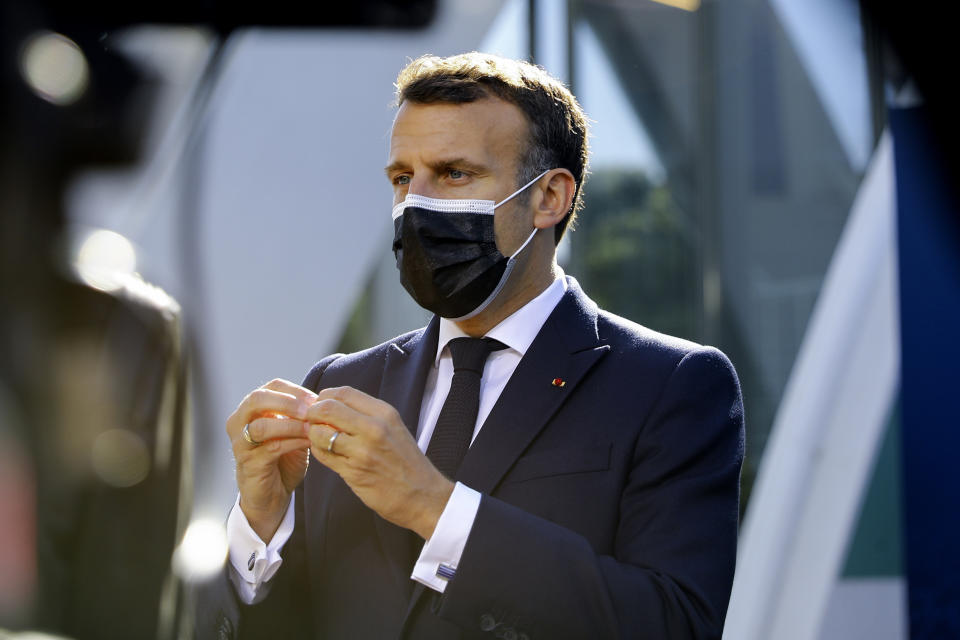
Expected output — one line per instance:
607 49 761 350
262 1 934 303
235 435 311 465
261 437 312 459
262 378 318 404
239 416 308 447
314 386 398 424
228 388 311 438
304 397 372 437
310 440 349 477
307 424 355 459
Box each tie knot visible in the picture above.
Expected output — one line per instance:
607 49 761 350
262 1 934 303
447 337 507 373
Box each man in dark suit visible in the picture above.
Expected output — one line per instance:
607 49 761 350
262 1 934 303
200 52 744 639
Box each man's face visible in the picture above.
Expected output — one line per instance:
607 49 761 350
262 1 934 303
386 97 533 256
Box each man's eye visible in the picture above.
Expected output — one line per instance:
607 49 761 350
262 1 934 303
448 169 465 179
394 175 411 185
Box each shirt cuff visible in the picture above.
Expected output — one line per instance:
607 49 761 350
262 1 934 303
411 482 481 593
226 492 296 604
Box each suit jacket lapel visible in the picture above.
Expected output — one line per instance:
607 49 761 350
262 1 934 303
456 279 610 494
372 316 440 596
379 316 439 436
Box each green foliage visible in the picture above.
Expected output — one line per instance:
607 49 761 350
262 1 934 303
570 169 699 339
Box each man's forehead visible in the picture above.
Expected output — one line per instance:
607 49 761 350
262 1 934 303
388 99 526 163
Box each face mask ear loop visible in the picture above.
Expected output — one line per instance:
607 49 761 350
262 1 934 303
497 170 549 259
508 227 539 259
494 169 551 209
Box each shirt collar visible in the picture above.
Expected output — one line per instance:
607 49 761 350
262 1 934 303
434 272 568 365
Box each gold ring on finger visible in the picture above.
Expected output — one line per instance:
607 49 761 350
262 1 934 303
242 423 263 447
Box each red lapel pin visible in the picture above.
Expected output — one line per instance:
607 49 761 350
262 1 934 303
551 377 566 388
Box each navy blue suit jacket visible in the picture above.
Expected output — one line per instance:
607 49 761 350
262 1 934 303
201 277 744 639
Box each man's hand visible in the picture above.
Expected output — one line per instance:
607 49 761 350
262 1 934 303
227 379 317 541
306 386 455 540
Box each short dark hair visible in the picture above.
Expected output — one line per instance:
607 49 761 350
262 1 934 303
395 52 589 244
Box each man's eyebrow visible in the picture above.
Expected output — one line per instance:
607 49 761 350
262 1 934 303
384 161 407 177
426 157 489 174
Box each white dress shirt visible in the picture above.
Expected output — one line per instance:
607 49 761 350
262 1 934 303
227 274 567 603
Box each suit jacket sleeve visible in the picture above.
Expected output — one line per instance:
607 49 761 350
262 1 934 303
433 347 745 640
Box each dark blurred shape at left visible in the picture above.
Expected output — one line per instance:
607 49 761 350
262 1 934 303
0 0 436 638
0 0 191 637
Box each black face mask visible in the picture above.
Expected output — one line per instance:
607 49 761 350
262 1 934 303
391 171 547 321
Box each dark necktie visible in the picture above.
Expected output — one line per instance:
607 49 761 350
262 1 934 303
426 337 507 479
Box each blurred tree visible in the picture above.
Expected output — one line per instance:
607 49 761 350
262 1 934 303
570 169 698 341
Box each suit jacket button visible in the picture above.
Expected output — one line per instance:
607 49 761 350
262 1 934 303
480 613 497 631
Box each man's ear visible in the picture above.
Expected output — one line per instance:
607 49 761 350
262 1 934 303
533 169 577 230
